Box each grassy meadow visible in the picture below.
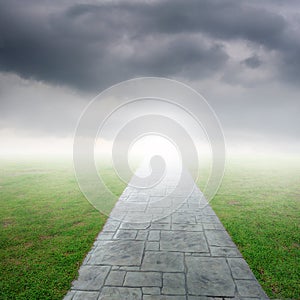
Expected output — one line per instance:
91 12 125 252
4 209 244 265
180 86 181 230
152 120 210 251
208 155 300 299
0 155 299 299
0 157 125 300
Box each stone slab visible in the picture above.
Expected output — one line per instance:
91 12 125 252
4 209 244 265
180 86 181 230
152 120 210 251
162 272 186 295
99 287 142 300
160 231 209 253
124 271 162 287
141 251 184 272
89 240 144 266
72 266 110 291
186 256 235 297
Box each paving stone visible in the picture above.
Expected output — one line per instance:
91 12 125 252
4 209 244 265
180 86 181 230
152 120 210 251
175 202 189 210
102 220 121 232
89 240 144 266
210 246 242 257
114 229 138 240
236 280 269 298
150 189 166 196
188 203 201 210
227 258 255 279
190 252 210 257
148 197 172 207
172 212 196 224
141 251 184 272
186 256 235 297
172 190 192 197
144 296 186 300
119 266 140 271
105 270 126 286
197 215 220 223
120 188 131 196
120 222 150 230
136 230 149 240
160 231 209 253
124 212 153 223
127 193 149 202
154 216 171 224
72 266 110 290
201 207 216 215
171 223 203 231
92 240 106 249
202 223 225 230
109 209 126 220
99 287 142 299
147 208 165 215
73 291 100 300
97 232 115 240
142 287 161 295
148 230 160 241
124 271 162 287
82 253 93 265
146 241 160 251
205 230 235 247
151 223 171 230
162 273 185 295
120 203 149 212
188 297 217 300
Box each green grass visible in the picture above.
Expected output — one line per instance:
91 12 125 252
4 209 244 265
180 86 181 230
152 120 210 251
0 158 125 300
0 155 299 299
207 155 300 299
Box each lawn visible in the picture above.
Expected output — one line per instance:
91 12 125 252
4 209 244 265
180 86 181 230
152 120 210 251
0 155 299 299
206 155 300 299
0 157 125 300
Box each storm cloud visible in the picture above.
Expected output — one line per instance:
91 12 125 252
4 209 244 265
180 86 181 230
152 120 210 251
0 0 299 153
0 0 300 90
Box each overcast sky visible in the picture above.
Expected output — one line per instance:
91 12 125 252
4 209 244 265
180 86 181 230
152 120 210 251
0 0 299 155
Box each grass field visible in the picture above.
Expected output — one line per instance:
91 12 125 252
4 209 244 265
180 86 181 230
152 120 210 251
0 158 125 300
206 156 300 299
0 155 299 299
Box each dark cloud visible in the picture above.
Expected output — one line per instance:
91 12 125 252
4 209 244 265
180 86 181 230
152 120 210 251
0 0 228 91
0 0 299 151
0 0 299 91
242 55 262 69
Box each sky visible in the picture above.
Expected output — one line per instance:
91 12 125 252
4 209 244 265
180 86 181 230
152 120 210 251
0 0 299 156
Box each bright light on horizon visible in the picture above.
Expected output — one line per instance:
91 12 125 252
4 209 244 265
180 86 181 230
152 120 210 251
0 129 299 159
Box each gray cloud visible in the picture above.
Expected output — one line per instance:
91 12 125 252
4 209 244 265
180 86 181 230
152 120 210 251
0 0 299 91
0 0 299 153
242 55 262 69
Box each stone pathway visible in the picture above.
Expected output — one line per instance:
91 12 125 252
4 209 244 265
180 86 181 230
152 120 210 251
64 166 269 300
